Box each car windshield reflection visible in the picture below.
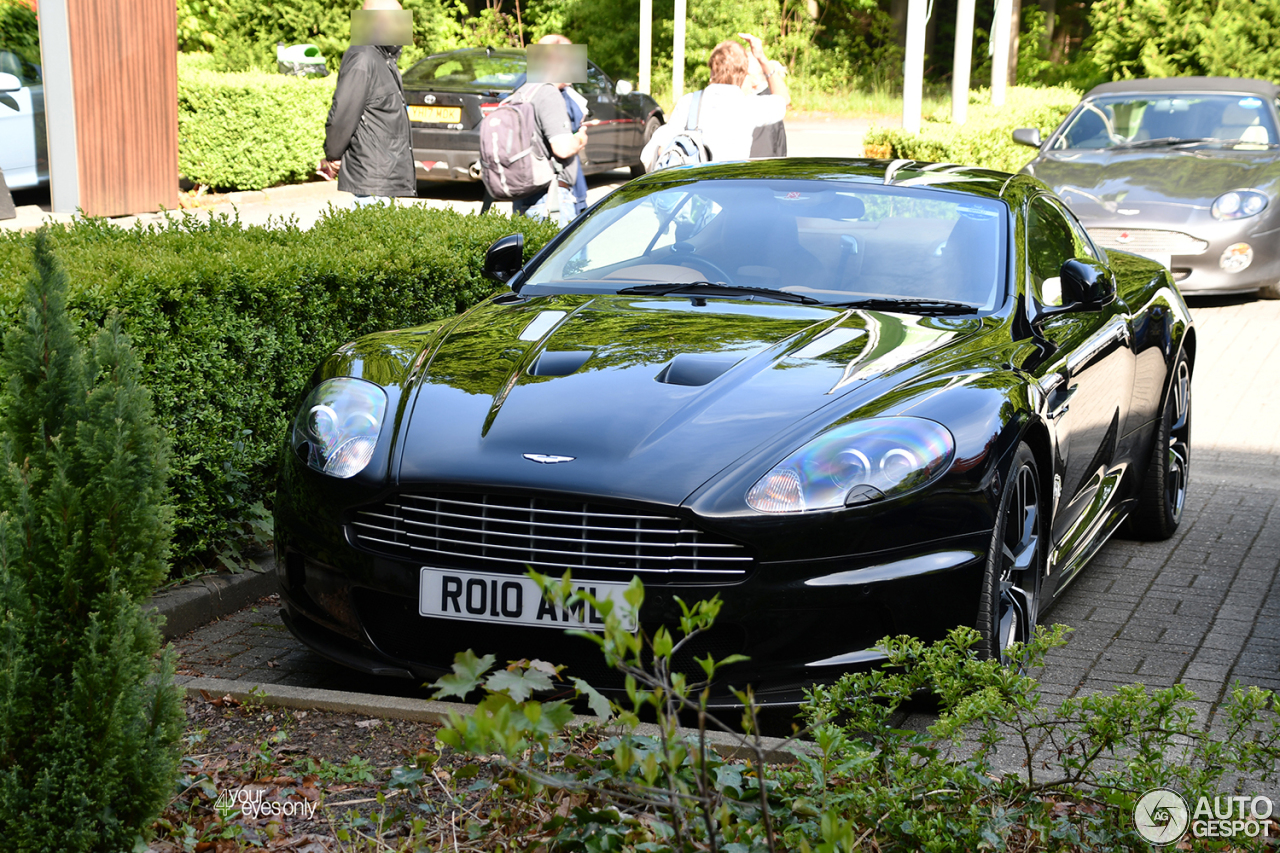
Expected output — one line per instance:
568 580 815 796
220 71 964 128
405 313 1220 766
1056 94 1280 150
522 180 1008 313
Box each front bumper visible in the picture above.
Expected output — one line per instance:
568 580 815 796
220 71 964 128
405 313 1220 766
1089 220 1280 295
275 506 990 708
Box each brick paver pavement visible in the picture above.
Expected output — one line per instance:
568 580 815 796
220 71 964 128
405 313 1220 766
173 296 1280 722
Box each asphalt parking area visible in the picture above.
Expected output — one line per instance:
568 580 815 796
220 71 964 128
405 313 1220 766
172 296 1280 725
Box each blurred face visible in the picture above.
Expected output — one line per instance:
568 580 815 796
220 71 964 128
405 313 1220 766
526 43 587 85
350 9 413 46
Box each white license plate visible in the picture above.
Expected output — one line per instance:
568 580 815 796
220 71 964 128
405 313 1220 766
419 568 636 632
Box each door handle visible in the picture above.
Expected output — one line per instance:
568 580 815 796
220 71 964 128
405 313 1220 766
1048 383 1077 420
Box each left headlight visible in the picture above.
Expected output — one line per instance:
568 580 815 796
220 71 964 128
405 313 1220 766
746 417 955 513
291 377 388 479
1211 190 1268 220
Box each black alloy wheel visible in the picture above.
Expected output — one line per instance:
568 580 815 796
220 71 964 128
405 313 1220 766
1127 352 1191 540
977 443 1044 663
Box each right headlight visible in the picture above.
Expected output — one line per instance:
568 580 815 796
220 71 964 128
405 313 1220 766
1211 190 1268 220
746 417 955 513
291 377 388 479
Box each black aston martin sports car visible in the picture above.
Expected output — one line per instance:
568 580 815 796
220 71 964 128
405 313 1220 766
401 47 664 183
274 159 1195 706
1014 76 1280 298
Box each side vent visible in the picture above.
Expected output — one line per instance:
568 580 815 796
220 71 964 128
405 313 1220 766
655 353 740 387
529 350 593 376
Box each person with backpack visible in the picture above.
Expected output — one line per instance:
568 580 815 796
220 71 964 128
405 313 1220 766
642 33 789 171
478 46 587 228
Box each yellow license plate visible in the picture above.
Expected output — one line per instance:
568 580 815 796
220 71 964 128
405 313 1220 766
408 105 462 124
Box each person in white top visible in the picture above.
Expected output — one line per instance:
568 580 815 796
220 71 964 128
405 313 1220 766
665 33 790 163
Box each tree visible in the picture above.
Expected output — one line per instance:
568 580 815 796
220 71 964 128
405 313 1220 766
0 231 184 852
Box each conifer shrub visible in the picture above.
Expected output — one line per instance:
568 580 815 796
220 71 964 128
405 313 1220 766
0 207 559 569
0 232 185 851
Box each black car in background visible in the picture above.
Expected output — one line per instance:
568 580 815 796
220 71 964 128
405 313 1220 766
402 47 664 183
1015 77 1280 298
274 159 1194 706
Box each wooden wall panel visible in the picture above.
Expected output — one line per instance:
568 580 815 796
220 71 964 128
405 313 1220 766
66 0 178 217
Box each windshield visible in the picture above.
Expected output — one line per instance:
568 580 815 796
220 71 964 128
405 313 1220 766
403 52 524 91
1055 94 1279 150
522 180 1008 312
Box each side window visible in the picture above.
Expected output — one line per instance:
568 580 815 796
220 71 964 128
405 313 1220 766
577 65 609 99
1050 198 1098 261
1026 197 1077 306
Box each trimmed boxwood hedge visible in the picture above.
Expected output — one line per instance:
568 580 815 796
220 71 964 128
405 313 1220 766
864 86 1081 173
178 54 337 191
0 206 559 570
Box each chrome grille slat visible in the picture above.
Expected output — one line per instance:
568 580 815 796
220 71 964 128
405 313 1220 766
1088 228 1209 255
382 544 747 574
396 527 750 562
348 492 753 579
383 515 703 550
396 504 680 535
401 494 671 522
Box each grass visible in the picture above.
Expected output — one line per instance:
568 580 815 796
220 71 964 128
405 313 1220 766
645 76 953 122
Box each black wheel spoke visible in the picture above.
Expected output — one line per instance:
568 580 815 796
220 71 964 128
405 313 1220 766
996 462 1041 659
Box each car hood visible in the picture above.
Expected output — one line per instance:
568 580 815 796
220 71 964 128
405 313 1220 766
394 294 979 505
1026 147 1280 224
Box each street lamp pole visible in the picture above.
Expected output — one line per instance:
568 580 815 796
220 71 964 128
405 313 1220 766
902 0 926 134
672 0 686 102
952 0 975 125
639 0 652 93
991 0 1011 107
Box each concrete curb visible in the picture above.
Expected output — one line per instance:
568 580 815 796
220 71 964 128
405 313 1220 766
175 674 803 764
150 557 277 640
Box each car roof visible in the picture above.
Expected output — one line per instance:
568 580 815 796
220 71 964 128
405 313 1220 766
629 158 1019 203
1084 76 1280 99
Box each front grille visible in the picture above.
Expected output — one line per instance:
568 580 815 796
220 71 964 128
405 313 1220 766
348 492 754 582
1088 228 1209 255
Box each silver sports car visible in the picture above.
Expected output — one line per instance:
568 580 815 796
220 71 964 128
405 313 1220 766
1014 76 1280 298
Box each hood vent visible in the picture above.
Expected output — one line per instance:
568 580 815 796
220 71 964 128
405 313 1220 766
529 350 593 376
655 353 740 387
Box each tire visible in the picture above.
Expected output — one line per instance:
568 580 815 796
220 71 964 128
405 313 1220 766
977 443 1045 663
1126 352 1191 540
1258 281 1280 300
630 116 663 178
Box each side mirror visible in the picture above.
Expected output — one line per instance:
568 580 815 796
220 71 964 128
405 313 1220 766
615 79 633 96
0 72 21 92
1012 127 1043 148
1040 259 1115 318
483 233 525 284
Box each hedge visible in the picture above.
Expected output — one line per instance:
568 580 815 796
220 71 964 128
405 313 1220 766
863 85 1082 174
0 207 559 571
178 53 337 191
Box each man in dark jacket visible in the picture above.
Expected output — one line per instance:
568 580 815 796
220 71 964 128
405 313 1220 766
319 0 416 203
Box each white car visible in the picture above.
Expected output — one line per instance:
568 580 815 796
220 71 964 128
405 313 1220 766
0 49 47 190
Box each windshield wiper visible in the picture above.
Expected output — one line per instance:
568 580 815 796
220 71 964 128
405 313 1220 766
827 297 978 315
1111 136 1210 149
616 282 823 305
